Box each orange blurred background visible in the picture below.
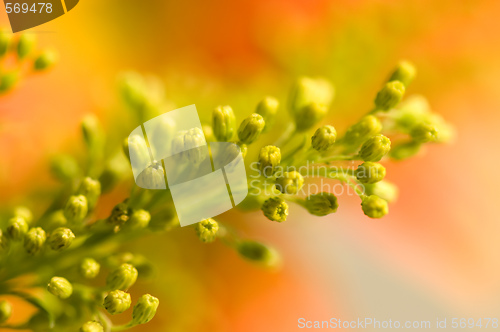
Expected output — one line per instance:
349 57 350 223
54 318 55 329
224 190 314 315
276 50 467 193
2 0 500 331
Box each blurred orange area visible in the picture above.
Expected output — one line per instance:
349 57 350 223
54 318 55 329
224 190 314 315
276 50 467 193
2 0 500 331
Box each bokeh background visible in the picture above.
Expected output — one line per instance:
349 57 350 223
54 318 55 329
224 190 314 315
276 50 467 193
2 0 500 331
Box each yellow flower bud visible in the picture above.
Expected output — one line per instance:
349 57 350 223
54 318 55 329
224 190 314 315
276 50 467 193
106 263 138 291
47 276 73 299
258 145 281 177
79 258 100 279
132 294 159 325
361 195 389 219
256 96 279 132
212 105 236 142
48 227 75 251
275 171 304 195
103 290 131 315
237 113 265 144
359 135 391 162
261 197 288 222
194 219 219 243
304 193 338 216
24 227 46 255
355 162 386 184
388 60 416 87
311 125 337 152
374 80 405 111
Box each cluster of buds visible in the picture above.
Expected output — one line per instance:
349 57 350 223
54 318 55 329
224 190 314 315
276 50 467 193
0 57 452 331
198 60 451 222
0 31 57 94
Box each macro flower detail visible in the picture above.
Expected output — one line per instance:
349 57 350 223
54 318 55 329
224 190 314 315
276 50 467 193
311 125 337 152
359 134 392 162
48 227 75 251
64 195 88 224
213 105 236 142
0 52 453 331
80 258 101 279
388 60 417 87
361 195 389 219
125 209 151 230
237 241 281 268
275 171 304 195
288 77 335 131
47 276 73 299
262 197 289 222
194 218 219 243
132 294 160 325
6 216 29 241
237 113 265 144
77 177 101 210
410 122 439 143
106 263 138 291
256 96 279 132
374 80 405 111
304 193 339 216
258 145 281 177
24 227 46 255
355 162 386 184
103 290 131 315
343 115 382 144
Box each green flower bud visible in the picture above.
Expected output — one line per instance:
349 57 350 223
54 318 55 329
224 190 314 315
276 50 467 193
47 277 73 299
103 290 131 315
48 227 75 251
81 114 104 150
13 206 33 224
304 193 338 216
126 209 151 229
237 240 281 268
237 113 265 144
80 258 100 279
359 135 391 162
0 32 12 58
50 154 79 181
106 263 138 291
311 125 337 152
77 177 101 210
24 227 46 255
296 103 329 132
64 195 88 224
344 115 382 144
355 162 386 184
171 128 208 165
374 80 405 111
80 321 103 332
410 122 439 143
6 216 29 241
275 171 304 195
124 135 149 163
202 124 215 142
44 210 67 231
16 33 36 59
261 197 288 222
0 71 19 93
258 145 281 177
34 50 57 71
388 60 416 87
288 77 334 131
136 161 166 190
363 181 398 203
132 294 160 325
0 300 12 324
194 218 219 243
256 96 279 132
212 105 236 142
0 230 10 255
107 201 130 226
361 195 389 219
389 141 422 160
